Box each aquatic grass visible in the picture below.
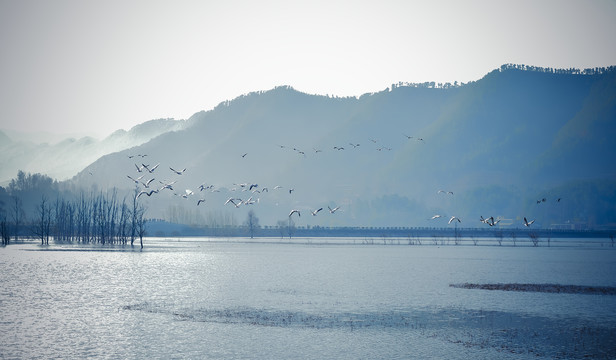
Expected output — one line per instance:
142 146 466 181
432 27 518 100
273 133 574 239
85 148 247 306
450 283 616 295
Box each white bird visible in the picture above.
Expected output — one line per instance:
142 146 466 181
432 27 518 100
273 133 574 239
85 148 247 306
185 189 194 196
127 175 144 183
523 217 535 227
328 206 340 214
143 163 160 173
430 214 442 220
311 208 323 216
158 180 176 191
225 198 242 208
448 216 461 224
141 178 155 188
135 163 145 172
289 209 300 218
481 216 500 226
170 167 186 175
136 189 158 199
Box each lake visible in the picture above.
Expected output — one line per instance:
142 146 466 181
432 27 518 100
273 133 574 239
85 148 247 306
1 237 615 359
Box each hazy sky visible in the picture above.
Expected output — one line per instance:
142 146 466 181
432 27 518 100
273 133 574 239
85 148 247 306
1 0 615 138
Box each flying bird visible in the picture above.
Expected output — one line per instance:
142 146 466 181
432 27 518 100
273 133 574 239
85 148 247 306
328 206 340 214
289 209 301 218
448 216 461 224
311 208 323 216
243 197 256 205
523 217 535 227
225 198 242 208
143 163 160 173
141 178 156 188
430 214 442 220
480 216 500 226
158 180 177 191
136 189 158 199
127 175 144 184
170 167 186 175
241 153 248 158
197 199 206 206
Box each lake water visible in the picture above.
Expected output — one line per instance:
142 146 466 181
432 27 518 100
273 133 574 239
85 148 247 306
1 238 615 359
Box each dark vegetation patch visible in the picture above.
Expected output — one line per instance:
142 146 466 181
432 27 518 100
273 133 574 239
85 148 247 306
450 283 616 295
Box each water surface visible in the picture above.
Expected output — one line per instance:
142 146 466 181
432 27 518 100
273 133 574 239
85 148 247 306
1 238 615 359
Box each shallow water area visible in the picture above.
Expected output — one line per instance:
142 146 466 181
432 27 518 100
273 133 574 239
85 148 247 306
1 237 615 359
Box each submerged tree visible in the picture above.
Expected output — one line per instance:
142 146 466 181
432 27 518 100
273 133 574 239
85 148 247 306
34 195 52 245
0 201 9 245
136 203 147 249
11 196 23 242
244 210 260 239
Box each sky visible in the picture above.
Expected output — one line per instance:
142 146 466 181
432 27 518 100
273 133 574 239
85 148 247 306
1 0 615 139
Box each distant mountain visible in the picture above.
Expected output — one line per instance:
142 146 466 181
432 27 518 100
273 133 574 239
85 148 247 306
70 65 616 229
0 118 186 185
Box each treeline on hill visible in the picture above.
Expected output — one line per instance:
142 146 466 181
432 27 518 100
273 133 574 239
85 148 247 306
0 171 147 248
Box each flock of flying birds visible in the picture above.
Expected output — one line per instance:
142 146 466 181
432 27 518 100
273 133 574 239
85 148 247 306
125 152 345 221
428 190 562 228
124 131 557 227
124 134 430 221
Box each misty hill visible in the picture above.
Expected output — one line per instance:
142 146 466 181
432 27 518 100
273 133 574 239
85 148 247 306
69 65 616 229
0 118 186 185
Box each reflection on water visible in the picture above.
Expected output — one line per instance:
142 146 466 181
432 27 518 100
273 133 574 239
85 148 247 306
1 238 615 359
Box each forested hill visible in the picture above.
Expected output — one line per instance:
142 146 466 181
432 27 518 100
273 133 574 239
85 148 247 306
8 64 616 229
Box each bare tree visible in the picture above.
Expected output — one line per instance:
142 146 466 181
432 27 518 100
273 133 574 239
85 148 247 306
276 220 286 239
131 187 139 246
529 232 540 247
35 195 51 245
244 210 259 239
0 201 9 245
11 196 23 242
135 203 147 249
287 217 295 239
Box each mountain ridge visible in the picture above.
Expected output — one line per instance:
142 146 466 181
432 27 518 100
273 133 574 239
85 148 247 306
64 65 616 228
2 65 614 229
